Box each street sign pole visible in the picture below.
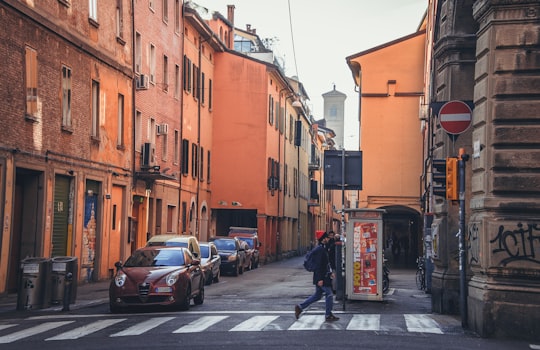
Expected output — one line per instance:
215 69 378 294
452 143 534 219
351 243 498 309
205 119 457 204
337 148 346 303
458 148 469 328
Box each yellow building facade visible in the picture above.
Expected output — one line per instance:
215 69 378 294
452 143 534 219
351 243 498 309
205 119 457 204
347 29 426 267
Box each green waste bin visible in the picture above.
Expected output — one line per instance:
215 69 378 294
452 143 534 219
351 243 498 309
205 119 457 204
51 256 78 305
17 257 52 310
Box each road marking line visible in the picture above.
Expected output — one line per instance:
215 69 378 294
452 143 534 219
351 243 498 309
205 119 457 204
46 318 126 340
230 315 279 331
0 324 17 331
0 321 73 343
173 315 229 333
404 314 443 334
346 314 380 331
288 315 325 330
25 310 344 319
110 317 175 337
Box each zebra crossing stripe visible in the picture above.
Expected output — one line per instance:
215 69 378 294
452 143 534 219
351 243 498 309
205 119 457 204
346 314 380 331
288 315 325 330
110 317 175 337
404 314 443 334
0 324 16 331
230 315 280 331
0 321 74 344
46 319 126 340
173 315 229 333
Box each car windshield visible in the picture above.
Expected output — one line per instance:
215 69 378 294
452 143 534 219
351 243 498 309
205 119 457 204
200 245 210 258
123 249 185 267
237 237 254 248
214 239 236 251
164 241 188 247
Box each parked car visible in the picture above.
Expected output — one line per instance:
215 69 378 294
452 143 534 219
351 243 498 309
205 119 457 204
228 227 261 269
109 246 205 313
199 241 221 285
210 237 246 276
146 234 201 259
238 240 252 271
230 234 261 269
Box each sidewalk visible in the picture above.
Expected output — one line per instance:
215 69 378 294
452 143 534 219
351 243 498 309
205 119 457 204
0 279 111 316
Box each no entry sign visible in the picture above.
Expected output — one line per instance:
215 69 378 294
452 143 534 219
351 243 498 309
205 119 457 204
438 100 472 135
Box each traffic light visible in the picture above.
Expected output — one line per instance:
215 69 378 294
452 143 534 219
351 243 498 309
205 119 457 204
446 157 458 200
432 159 447 197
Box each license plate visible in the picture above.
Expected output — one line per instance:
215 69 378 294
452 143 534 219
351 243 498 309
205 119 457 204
155 287 172 293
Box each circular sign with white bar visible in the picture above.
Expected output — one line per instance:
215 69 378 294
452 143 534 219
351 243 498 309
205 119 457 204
438 100 472 135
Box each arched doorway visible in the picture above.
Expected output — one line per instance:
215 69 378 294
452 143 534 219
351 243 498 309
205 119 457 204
379 205 421 268
200 205 208 242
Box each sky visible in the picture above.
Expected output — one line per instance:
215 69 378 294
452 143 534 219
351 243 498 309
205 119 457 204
192 0 427 149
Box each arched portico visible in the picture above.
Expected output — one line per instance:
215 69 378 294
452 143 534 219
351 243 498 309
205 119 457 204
378 205 421 268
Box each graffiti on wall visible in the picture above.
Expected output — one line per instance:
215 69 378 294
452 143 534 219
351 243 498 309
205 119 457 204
468 222 480 265
82 196 98 282
490 223 540 266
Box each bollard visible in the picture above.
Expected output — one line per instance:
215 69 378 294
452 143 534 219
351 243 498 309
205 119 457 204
62 272 73 311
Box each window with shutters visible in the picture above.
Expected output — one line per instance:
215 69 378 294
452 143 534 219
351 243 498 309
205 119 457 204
25 46 38 120
62 65 72 128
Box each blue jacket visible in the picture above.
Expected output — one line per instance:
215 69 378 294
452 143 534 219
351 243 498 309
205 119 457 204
311 244 332 286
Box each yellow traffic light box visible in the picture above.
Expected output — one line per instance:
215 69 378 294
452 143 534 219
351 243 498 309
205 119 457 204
446 157 458 200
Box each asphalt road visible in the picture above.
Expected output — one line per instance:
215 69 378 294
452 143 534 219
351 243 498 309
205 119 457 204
0 256 533 349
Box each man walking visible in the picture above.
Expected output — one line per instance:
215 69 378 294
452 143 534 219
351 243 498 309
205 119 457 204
295 230 339 322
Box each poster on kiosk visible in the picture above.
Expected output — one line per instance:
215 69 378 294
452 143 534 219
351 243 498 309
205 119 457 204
345 209 385 301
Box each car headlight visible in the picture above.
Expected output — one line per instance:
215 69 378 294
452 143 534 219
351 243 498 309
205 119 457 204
115 272 126 287
228 254 237 262
166 271 181 286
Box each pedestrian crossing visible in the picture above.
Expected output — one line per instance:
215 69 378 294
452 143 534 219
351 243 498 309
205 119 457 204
0 313 461 343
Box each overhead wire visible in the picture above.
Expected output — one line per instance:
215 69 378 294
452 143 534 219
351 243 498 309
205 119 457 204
287 0 300 82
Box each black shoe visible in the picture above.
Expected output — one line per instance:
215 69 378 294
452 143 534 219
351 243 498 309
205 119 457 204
295 305 302 319
325 313 339 322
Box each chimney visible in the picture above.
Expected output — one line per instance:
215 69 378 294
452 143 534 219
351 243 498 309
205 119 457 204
246 24 251 31
227 4 235 26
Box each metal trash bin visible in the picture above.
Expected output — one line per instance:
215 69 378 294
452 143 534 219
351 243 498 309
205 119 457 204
17 257 52 310
51 256 78 305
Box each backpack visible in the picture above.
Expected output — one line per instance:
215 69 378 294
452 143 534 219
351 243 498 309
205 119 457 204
303 248 319 272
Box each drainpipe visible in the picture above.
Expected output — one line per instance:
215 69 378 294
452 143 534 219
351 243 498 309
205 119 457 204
130 0 139 247
195 34 203 240
179 1 185 233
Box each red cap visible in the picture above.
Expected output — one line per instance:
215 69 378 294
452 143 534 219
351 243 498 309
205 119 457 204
315 230 328 241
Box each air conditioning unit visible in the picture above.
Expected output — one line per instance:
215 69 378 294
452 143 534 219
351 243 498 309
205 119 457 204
141 142 156 168
157 123 169 135
136 74 149 90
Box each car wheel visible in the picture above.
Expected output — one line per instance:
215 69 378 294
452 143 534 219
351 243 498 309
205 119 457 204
109 303 121 314
194 283 204 305
232 264 239 276
178 285 191 311
205 271 213 285
213 269 220 283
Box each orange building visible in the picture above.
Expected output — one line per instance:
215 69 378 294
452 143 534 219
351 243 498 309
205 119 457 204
0 0 133 290
210 52 299 261
346 28 426 267
131 0 184 252
180 6 226 242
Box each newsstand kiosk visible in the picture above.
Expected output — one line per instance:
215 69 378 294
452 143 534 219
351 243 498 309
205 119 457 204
345 208 385 301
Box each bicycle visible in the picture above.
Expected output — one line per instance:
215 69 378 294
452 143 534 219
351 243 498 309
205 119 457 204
416 256 426 291
382 257 390 294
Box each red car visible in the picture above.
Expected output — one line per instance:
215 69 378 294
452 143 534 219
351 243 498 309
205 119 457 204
109 246 204 313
